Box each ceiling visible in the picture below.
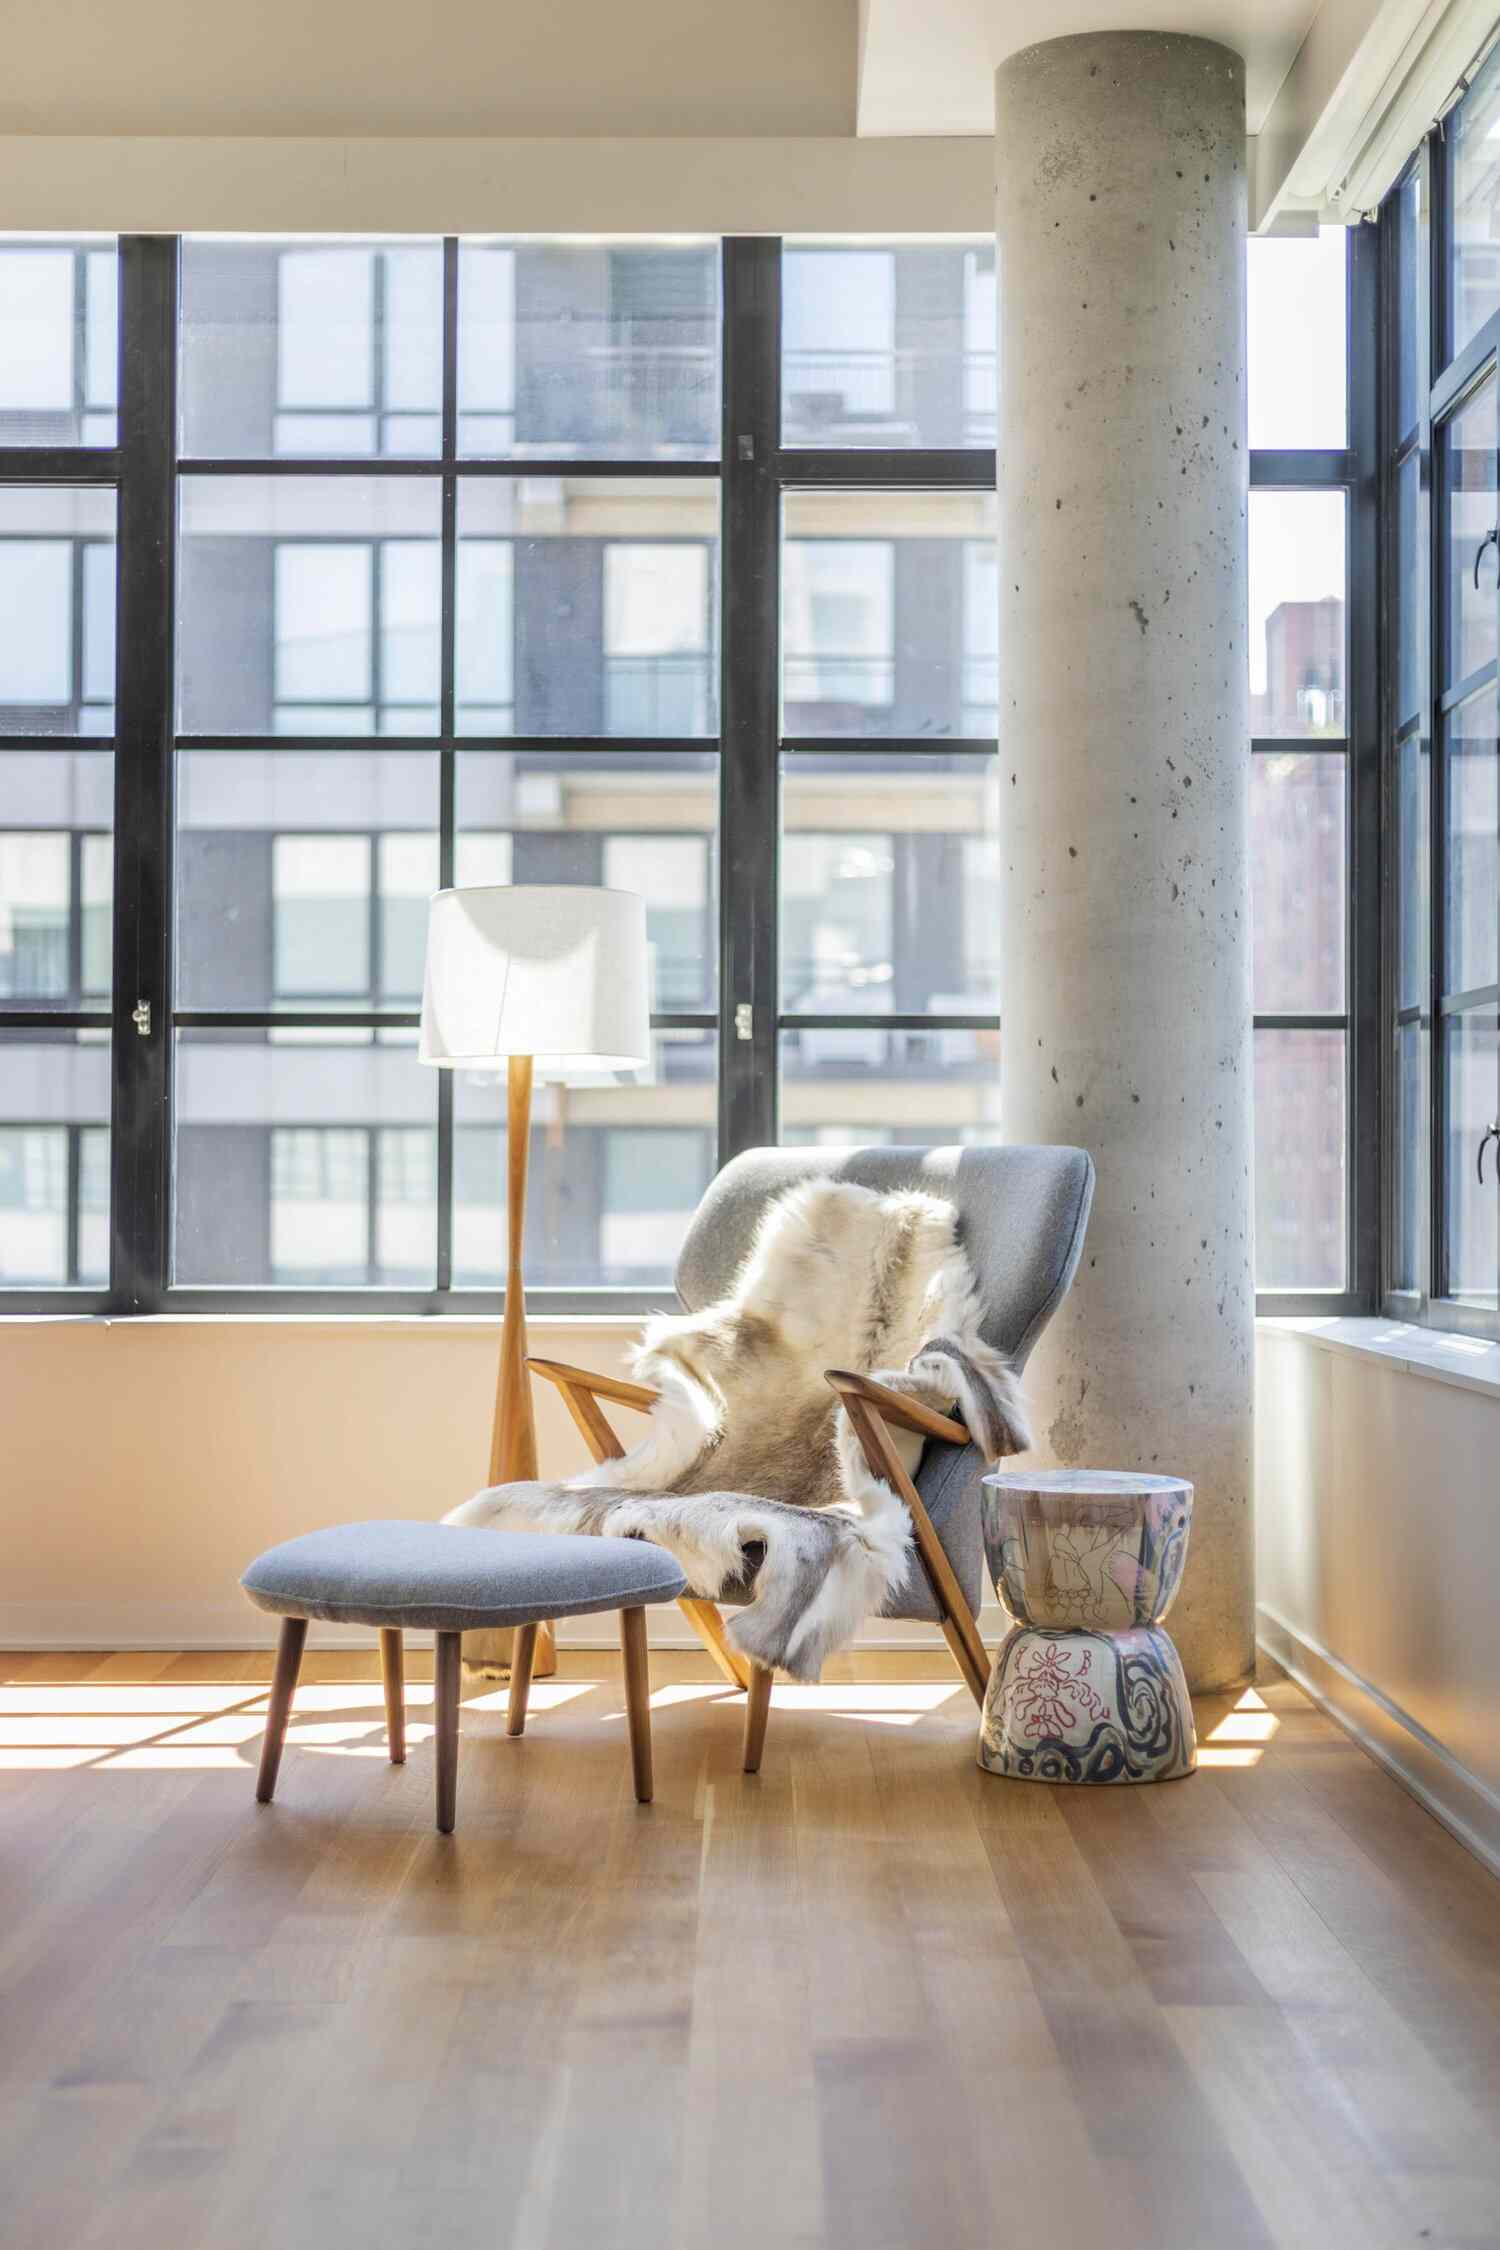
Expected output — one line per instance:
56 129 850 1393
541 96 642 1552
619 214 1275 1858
857 0 1322 136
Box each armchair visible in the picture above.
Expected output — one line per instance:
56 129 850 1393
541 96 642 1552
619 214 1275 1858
529 1143 1094 1772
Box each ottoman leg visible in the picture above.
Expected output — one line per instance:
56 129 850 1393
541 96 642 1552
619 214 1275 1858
434 1630 462 1834
620 1606 653 1804
379 1627 405 1765
256 1617 307 1804
742 1663 773 1775
507 1622 538 1738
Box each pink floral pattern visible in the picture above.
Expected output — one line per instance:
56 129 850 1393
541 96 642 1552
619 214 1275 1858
1010 1639 1108 1740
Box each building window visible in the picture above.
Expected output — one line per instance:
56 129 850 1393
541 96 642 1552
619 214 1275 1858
1245 227 1354 1299
0 227 1363 1311
1383 66 1500 1336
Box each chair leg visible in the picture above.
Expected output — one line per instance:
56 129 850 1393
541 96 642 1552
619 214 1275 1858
434 1630 462 1834
507 1621 538 1737
743 1663 774 1774
378 1627 405 1764
255 1617 308 1804
677 1595 751 1691
619 1606 654 1804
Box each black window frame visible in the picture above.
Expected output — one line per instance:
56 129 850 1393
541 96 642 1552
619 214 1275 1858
1381 84 1500 1342
0 228 1372 1318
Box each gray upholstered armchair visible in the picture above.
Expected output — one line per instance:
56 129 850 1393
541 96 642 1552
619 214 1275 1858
529 1143 1095 1770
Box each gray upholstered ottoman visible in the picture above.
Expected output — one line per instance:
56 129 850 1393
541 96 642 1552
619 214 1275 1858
240 1522 688 1831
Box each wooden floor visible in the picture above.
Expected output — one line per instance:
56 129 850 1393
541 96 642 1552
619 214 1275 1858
3 1648 1499 2250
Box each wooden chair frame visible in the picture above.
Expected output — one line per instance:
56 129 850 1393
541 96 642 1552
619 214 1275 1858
526 1354 990 1771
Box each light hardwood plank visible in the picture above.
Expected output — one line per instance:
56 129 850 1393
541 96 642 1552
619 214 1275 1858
0 1652 1497 2250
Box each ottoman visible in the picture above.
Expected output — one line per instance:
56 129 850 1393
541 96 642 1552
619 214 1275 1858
240 1522 689 1831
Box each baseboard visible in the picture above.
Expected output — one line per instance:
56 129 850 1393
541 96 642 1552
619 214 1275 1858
1257 1605 1500 1882
0 1600 1012 1655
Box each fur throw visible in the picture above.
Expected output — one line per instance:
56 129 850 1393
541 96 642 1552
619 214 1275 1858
446 1179 1030 1680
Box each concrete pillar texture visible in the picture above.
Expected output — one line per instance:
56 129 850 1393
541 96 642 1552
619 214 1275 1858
995 32 1255 1688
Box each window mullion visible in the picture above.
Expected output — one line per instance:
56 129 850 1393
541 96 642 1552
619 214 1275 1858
718 236 780 1159
1349 219 1381 1311
109 235 178 1314
436 235 459 1294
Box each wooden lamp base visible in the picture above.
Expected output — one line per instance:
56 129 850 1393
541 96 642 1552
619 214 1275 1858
462 1052 557 1682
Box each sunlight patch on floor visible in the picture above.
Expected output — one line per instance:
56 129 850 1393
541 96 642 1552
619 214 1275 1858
0 1685 259 1715
464 1682 598 1715
1197 1689 1280 1768
0 1676 594 1770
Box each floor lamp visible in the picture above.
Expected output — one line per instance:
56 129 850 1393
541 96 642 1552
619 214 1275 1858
421 883 652 1677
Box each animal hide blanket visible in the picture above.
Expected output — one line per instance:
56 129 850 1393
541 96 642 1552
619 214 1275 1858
445 1179 1030 1680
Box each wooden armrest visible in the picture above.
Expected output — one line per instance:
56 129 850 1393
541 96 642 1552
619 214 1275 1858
824 1368 968 1448
526 1357 659 1414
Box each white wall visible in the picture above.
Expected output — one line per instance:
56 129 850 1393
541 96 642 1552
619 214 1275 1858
1 1316 637 1648
1256 1320 1500 1877
0 1315 1005 1653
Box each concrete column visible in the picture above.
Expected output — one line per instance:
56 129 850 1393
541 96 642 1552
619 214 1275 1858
995 32 1254 1689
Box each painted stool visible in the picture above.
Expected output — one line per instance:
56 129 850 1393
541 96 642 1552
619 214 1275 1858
977 1469 1196 1784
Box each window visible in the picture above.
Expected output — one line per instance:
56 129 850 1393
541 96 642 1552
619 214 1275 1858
1245 228 1360 1300
1384 70 1500 1336
0 240 117 448
0 227 1364 1312
782 240 996 448
457 240 719 460
179 240 444 459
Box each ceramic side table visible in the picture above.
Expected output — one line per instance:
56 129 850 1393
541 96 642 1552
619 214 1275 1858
977 1469 1197 1784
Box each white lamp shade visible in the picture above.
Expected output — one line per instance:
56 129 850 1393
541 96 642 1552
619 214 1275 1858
419 884 651 1072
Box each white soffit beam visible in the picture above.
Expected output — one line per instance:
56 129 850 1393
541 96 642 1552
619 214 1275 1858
857 0 1318 135
0 136 997 237
859 0 1497 233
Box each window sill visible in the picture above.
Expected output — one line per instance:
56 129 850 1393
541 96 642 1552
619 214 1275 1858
1258 1315 1500 1402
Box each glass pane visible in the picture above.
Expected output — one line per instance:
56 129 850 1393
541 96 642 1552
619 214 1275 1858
1446 684 1498 996
0 487 116 736
0 240 118 447
1443 376 1496 690
781 752 999 1013
458 240 719 460
1393 168 1422 445
1246 228 1347 450
1248 490 1345 738
1442 1010 1498 1308
1396 730 1429 1016
1249 752 1346 1013
0 750 112 1006
176 477 441 735
780 1027 1002 1145
782 492 998 739
1391 1020 1426 1295
1451 50 1500 358
452 1031 715 1286
0 1030 110 1286
175 749 438 1011
172 1031 435 1285
1254 1027 1346 1290
455 479 719 738
782 241 995 449
179 239 444 459
1392 448 1421 731
455 750 717 1011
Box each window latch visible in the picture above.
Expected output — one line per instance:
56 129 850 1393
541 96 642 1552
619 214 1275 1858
1474 527 1499 590
1480 1122 1500 1186
734 1002 754 1042
131 998 151 1038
